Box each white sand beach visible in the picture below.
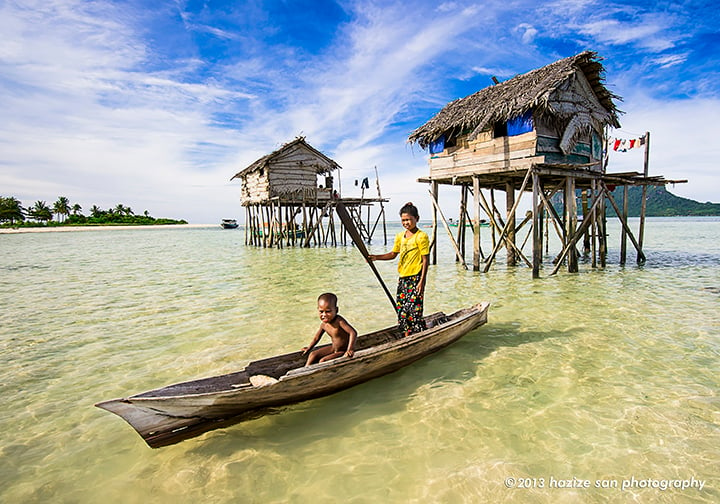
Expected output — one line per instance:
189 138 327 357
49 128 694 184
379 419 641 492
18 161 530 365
0 224 215 234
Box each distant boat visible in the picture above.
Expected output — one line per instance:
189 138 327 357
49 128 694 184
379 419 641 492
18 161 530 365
96 302 489 448
221 219 239 229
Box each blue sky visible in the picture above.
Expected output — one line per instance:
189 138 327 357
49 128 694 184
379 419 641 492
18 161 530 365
1 0 718 223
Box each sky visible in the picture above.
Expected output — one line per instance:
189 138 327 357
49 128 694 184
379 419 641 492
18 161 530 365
1 0 718 223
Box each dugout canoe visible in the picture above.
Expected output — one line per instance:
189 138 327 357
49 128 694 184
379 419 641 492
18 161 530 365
96 301 489 448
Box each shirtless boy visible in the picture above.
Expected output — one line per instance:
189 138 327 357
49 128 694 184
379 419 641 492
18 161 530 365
302 293 358 366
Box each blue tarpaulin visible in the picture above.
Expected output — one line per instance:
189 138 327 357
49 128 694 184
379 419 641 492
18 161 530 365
429 135 445 154
507 110 534 136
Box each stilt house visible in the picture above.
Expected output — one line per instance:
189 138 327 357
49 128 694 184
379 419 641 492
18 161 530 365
232 136 340 205
409 51 679 276
409 51 620 177
231 137 388 248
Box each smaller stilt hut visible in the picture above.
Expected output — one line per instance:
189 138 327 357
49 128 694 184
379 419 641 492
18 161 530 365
231 137 388 247
409 51 684 277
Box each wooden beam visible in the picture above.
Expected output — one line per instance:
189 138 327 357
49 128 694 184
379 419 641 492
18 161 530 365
532 171 542 278
604 184 647 263
428 190 468 270
550 189 605 275
637 131 650 264
473 176 482 270
482 168 532 272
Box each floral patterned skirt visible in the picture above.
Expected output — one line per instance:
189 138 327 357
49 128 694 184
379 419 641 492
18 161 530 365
396 273 426 335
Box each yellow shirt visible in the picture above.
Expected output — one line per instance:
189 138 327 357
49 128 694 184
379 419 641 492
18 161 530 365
392 229 430 277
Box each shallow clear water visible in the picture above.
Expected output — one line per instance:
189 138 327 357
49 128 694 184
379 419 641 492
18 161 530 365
1 218 718 503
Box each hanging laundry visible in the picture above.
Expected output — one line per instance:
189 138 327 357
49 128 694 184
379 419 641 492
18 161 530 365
610 133 648 152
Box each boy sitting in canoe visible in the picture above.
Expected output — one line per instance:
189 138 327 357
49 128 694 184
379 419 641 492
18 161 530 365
302 293 358 366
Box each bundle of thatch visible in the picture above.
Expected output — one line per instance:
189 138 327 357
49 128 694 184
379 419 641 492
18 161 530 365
408 51 621 153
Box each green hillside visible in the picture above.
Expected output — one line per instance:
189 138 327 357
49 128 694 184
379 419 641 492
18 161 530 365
609 185 720 217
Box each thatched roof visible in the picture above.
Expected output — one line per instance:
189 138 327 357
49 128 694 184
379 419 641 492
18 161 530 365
231 136 340 180
408 51 621 149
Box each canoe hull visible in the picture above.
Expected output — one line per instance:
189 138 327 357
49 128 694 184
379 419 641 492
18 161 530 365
96 302 489 447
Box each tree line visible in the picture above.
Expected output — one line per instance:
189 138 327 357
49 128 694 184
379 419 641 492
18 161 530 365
0 196 187 227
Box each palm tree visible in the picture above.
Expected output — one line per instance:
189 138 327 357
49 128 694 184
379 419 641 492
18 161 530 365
30 201 52 223
0 196 25 225
90 205 103 218
71 203 83 216
53 196 70 223
114 203 125 215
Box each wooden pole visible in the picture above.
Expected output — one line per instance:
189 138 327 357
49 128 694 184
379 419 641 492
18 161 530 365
490 189 497 251
335 202 396 311
532 171 541 278
428 190 468 270
637 131 650 264
482 168 532 272
457 185 468 263
550 191 605 275
506 181 516 266
604 184 647 263
473 176 482 271
591 179 597 268
565 176 578 272
599 190 607 268
620 185 628 265
582 189 591 254
244 205 249 245
374 166 388 246
431 180 439 266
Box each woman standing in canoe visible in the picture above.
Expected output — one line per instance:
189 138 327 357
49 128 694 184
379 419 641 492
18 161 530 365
369 202 430 335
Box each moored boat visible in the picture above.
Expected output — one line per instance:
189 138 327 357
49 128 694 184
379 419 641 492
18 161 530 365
96 301 489 448
221 219 239 229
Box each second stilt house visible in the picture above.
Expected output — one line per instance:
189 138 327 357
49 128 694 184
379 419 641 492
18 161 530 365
231 137 388 247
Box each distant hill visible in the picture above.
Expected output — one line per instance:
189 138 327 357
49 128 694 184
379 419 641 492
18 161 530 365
609 185 720 217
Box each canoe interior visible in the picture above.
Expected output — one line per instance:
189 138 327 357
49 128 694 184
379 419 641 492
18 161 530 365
133 311 451 399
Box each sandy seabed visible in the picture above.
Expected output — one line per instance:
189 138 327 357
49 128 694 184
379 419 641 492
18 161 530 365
0 224 215 234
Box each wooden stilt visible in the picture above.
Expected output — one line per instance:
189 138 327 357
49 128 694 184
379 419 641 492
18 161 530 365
473 177 482 270
506 181 516 266
565 176 578 273
431 181 439 265
550 191 605 275
620 185 628 265
482 168 532 272
604 185 646 263
532 171 541 278
591 179 598 268
428 190 468 269
582 189 591 255
490 189 497 251
637 131 650 264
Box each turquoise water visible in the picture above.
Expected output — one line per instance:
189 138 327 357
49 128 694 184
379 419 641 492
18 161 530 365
0 218 718 503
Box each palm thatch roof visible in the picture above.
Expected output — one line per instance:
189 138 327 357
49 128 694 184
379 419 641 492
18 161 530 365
408 51 621 149
231 136 340 180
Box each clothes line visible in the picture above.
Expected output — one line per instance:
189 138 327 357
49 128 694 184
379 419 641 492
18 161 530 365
609 133 647 152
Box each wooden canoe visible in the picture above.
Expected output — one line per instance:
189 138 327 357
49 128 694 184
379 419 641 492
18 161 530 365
96 301 489 448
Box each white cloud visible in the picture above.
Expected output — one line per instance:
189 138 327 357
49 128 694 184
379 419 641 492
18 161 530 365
515 23 539 44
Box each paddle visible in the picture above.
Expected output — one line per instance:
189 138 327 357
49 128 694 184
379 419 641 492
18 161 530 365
335 201 397 312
